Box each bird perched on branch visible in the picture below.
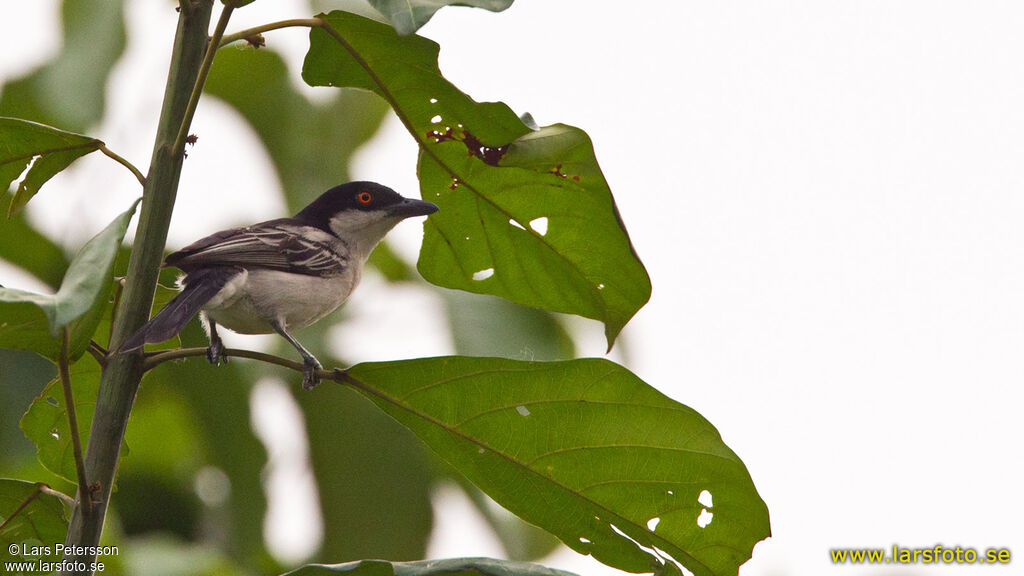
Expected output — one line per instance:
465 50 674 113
121 181 438 389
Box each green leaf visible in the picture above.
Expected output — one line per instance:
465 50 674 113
302 11 650 348
344 357 770 576
0 118 105 215
285 558 577 576
367 0 515 35
0 479 71 565
0 0 126 134
0 199 139 361
0 210 69 289
18 354 120 485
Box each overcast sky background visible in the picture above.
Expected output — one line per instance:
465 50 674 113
2 2 1023 575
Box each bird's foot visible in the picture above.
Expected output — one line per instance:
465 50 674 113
206 339 228 365
301 357 323 391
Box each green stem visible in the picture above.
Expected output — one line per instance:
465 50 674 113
172 3 235 156
98 144 146 187
219 18 322 48
59 327 92 518
61 2 214 573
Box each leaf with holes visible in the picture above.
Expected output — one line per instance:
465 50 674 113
0 480 71 564
302 11 650 349
343 357 770 576
18 354 123 484
0 199 139 362
367 0 515 35
0 118 105 216
285 558 577 576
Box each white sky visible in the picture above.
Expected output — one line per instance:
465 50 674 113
2 2 1023 575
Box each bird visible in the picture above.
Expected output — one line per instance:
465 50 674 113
121 181 438 390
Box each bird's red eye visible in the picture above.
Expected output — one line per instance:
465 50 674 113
357 192 373 204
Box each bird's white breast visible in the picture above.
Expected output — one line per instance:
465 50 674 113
203 268 359 334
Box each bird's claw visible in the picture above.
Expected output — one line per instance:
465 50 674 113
206 340 227 365
302 358 323 391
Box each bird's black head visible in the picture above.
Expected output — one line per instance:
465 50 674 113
295 181 438 231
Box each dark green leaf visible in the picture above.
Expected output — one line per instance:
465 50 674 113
0 479 71 565
0 199 139 361
0 210 69 289
285 558 577 576
302 12 650 348
344 357 770 576
0 118 105 215
0 0 126 134
18 354 122 484
367 0 515 34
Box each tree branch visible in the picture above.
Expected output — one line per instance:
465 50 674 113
172 3 235 155
143 346 349 382
59 327 92 518
62 2 214 573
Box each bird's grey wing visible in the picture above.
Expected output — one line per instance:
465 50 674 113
165 221 348 277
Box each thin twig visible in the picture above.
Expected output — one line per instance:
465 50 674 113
172 3 235 156
39 484 78 508
87 340 108 367
0 484 43 532
219 18 323 48
98 144 146 187
59 327 93 518
143 346 347 378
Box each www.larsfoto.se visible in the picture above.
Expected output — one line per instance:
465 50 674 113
831 545 1011 565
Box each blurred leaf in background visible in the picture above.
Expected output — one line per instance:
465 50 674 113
0 0 125 132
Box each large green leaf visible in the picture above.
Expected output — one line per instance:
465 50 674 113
342 357 770 576
0 118 105 215
0 479 71 565
367 0 515 35
285 558 576 576
302 11 650 349
0 0 126 134
0 200 139 361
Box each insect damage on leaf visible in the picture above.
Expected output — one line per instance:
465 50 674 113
426 126 509 166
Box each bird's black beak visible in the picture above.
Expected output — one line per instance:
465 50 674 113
391 198 439 218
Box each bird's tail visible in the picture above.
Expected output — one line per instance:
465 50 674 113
120 267 237 352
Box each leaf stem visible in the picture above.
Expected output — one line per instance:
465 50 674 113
87 340 108 366
59 327 92 518
98 144 146 187
172 3 235 156
218 18 323 48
